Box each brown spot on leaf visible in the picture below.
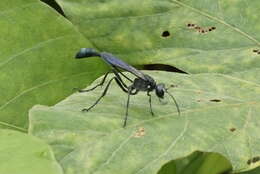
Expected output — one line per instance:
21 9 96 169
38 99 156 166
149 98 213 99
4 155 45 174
210 99 221 102
187 23 216 34
170 84 178 88
252 156 260 163
133 127 145 138
229 128 236 132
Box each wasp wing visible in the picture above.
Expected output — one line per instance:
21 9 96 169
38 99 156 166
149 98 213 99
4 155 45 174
100 52 147 80
75 48 147 81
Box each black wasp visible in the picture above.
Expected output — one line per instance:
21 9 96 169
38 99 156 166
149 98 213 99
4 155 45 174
75 48 180 127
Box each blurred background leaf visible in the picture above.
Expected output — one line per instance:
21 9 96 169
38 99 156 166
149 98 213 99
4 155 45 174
0 0 108 131
158 152 232 174
54 0 260 74
0 129 63 174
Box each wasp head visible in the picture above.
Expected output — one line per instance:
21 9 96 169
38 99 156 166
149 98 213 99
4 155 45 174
155 83 166 98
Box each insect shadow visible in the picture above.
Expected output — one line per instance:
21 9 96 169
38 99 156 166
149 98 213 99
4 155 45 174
75 48 180 127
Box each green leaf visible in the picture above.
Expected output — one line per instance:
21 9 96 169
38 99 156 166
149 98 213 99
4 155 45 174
158 152 232 174
0 0 108 131
29 69 260 173
0 129 62 174
56 0 260 73
194 153 231 174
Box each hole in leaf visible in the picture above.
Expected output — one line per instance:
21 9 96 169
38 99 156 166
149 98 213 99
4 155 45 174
210 99 221 102
187 23 196 28
187 23 216 34
252 49 260 55
247 156 260 165
161 31 170 37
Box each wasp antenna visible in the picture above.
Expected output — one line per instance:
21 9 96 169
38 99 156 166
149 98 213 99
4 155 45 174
166 90 180 116
166 84 178 91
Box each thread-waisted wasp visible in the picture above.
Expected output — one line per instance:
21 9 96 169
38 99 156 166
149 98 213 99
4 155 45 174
75 48 180 127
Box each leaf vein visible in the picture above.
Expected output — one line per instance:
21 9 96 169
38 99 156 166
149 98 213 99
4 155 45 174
0 71 92 111
135 118 189 174
93 130 134 173
0 35 75 68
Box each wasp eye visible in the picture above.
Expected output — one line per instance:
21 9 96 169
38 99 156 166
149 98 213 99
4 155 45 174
156 89 164 98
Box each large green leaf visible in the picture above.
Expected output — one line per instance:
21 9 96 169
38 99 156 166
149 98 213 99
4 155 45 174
0 129 62 174
29 69 260 173
56 0 260 73
0 0 109 131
